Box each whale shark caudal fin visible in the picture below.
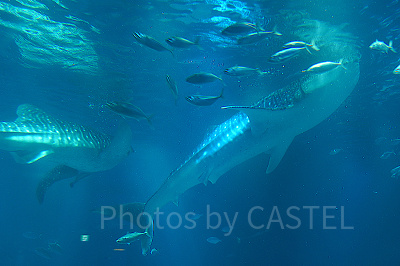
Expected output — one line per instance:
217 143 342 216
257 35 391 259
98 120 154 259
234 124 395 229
36 165 81 204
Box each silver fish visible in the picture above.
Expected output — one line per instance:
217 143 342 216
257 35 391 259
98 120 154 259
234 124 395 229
224 66 267 77
283 40 319 51
116 232 150 245
106 101 152 124
369 39 396 53
237 31 281 45
221 22 257 36
132 32 173 56
166 74 178 105
165 36 200 48
185 88 224 106
186 72 223 84
268 47 308 63
302 59 346 74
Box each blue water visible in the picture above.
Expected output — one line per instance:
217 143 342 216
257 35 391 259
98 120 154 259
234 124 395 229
1 0 400 265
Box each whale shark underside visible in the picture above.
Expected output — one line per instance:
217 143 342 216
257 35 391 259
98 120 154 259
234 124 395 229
123 18 361 255
0 104 133 203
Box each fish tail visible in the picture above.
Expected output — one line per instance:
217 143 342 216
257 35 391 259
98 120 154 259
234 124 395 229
311 39 320 51
194 36 201 45
219 87 224 98
389 41 397 53
272 25 282 36
339 58 347 70
37 165 79 204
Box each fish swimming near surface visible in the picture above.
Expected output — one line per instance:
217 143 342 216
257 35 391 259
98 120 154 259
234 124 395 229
165 36 201 49
268 47 309 63
369 39 396 53
224 66 267 77
185 88 224 106
0 104 133 203
166 74 178 105
106 101 152 125
186 72 224 84
221 22 257 36
302 59 346 74
120 19 361 256
132 32 174 56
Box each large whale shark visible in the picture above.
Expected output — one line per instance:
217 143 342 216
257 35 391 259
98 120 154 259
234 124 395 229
0 104 133 203
120 18 361 255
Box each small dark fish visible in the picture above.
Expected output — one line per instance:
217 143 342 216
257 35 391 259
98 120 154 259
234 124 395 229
166 74 178 105
237 31 281 45
268 47 308 63
132 32 173 56
186 72 223 84
185 88 223 106
165 36 200 49
106 101 152 124
221 22 257 36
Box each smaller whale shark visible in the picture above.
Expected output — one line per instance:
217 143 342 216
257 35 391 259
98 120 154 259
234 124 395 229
0 104 133 203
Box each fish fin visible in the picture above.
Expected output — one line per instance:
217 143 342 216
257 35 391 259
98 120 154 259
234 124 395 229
140 218 153 256
305 47 312 54
219 87 224 98
266 138 294 174
36 165 79 204
272 25 282 36
70 173 91 188
11 149 54 164
339 59 347 70
311 40 320 51
389 41 397 53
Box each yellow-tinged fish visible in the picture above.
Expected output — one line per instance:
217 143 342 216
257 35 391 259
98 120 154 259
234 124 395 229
302 59 346 73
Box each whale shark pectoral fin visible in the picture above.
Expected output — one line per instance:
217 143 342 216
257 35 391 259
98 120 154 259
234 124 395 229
266 137 294 174
36 165 79 204
11 149 54 164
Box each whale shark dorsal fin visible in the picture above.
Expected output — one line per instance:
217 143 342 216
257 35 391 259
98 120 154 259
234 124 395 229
266 137 294 174
15 104 54 124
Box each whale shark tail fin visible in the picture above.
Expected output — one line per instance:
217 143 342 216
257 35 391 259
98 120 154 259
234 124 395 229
36 165 79 204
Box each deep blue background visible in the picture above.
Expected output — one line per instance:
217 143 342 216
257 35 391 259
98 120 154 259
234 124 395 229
1 0 400 265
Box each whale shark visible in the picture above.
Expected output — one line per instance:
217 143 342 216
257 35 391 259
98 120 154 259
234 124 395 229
0 104 133 203
119 18 361 255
